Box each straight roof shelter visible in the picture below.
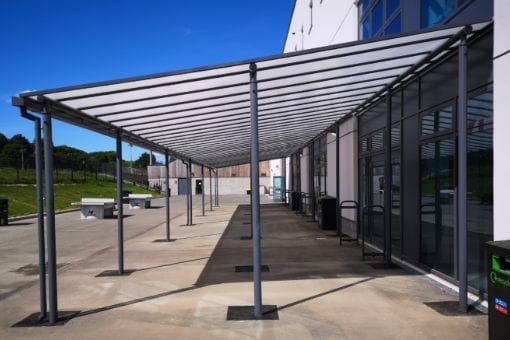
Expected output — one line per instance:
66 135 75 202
12 21 490 323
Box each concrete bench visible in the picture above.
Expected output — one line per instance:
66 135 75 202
126 194 153 209
71 198 116 219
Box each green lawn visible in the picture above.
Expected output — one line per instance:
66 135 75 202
0 168 160 217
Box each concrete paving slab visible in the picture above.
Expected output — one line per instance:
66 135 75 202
0 195 487 339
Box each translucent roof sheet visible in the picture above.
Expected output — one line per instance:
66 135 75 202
16 22 489 168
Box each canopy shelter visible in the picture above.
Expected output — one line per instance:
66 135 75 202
12 21 490 323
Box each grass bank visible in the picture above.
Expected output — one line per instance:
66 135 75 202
0 174 160 218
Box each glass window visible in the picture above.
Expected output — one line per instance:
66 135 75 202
466 91 493 292
361 0 371 16
467 91 493 130
420 138 455 276
385 14 401 35
372 1 383 35
391 124 401 146
386 0 399 18
391 157 401 255
421 0 455 28
371 130 385 150
421 106 453 136
361 138 368 153
361 17 370 39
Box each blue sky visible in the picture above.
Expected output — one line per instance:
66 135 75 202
0 0 294 162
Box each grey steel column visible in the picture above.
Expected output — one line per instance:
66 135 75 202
384 93 393 266
457 34 468 313
336 123 340 237
201 165 205 216
43 112 57 324
116 131 124 274
189 159 193 225
249 62 262 318
209 168 213 211
310 140 315 221
21 108 46 321
165 150 170 241
215 169 219 207
184 162 189 225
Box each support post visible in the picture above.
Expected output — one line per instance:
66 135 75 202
209 168 213 211
310 140 315 221
165 150 170 241
43 112 57 324
184 161 189 225
336 123 340 238
384 93 393 267
21 108 46 321
189 159 193 225
249 63 262 318
457 34 468 313
201 165 205 216
215 169 219 207
116 131 124 274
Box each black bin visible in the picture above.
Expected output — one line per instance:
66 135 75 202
0 197 8 226
291 191 299 210
487 240 510 340
121 190 132 203
318 196 337 230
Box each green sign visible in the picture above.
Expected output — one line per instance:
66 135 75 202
492 255 510 276
491 255 510 288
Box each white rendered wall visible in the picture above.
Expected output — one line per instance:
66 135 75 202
284 0 358 52
494 0 510 240
326 133 336 196
148 177 270 196
339 117 358 221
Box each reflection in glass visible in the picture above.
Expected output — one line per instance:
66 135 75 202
362 18 370 39
385 14 401 35
420 139 455 276
386 0 400 18
466 91 493 292
421 0 455 28
421 106 453 136
391 124 400 146
371 131 384 151
391 158 401 254
361 138 368 153
372 1 383 35
370 162 385 248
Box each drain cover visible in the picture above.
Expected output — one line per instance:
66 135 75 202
235 265 270 272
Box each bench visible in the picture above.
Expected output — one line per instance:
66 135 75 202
126 194 153 209
71 198 116 219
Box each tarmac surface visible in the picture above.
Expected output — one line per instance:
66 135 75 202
0 195 488 339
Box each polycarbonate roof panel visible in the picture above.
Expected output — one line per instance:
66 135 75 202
18 22 490 168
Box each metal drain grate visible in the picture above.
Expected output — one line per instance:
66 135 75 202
226 305 279 320
235 265 269 272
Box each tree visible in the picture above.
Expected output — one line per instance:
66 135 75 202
53 145 87 181
0 134 33 169
0 133 7 153
133 152 155 169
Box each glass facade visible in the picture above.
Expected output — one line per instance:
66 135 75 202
420 138 455 277
466 91 493 292
357 30 493 292
421 0 455 28
358 0 401 39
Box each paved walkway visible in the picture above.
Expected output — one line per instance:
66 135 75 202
0 195 487 339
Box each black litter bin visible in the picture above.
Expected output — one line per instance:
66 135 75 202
487 240 510 340
122 190 132 204
0 197 8 226
318 196 337 230
291 191 299 211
